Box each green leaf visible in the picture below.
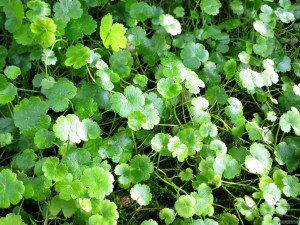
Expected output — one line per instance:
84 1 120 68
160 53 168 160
151 133 172 156
157 78 182 99
130 184 152 206
128 110 147 131
1 0 24 33
0 81 17 104
0 213 26 225
230 0 244 15
259 202 275 216
42 157 68 182
168 136 188 162
159 208 175 225
129 2 153 22
53 0 82 22
199 156 221 186
192 183 214 216
26 0 50 21
96 68 120 91
114 163 134 186
15 149 37 170
31 17 57 48
174 195 196 218
109 49 133 78
41 49 57 65
53 114 87 143
65 44 91 69
239 68 264 91
61 148 91 179
23 175 51 201
180 42 209 70
141 220 158 225
159 14 181 35
127 26 146 46
0 133 13 147
110 85 145 117
14 97 51 138
75 97 98 120
200 122 218 138
245 143 272 175
275 137 300 173
228 146 250 163
65 14 97 41
13 22 34 45
213 154 240 179
82 118 101 140
99 199 119 221
133 74 148 88
174 7 185 18
34 129 55 149
179 168 193 181
210 140 227 156
275 199 290 215
283 175 300 197
81 166 114 199
218 213 239 225
177 127 203 156
45 79 77 112
100 13 127 52
55 174 84 200
205 86 228 105
277 56 291 72
253 20 274 37
130 154 153 183
0 169 25 208
190 97 210 124
200 0 221 15
235 196 259 221
279 107 300 135
142 103 160 130
49 195 77 218
262 183 281 205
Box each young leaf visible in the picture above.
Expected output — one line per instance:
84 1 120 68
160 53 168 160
174 195 196 218
100 13 127 52
159 208 175 225
31 17 57 48
65 44 91 69
130 184 152 206
128 110 147 131
0 169 25 208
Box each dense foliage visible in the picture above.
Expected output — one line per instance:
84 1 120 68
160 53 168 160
0 0 299 224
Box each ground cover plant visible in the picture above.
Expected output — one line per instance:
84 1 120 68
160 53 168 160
0 0 299 224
